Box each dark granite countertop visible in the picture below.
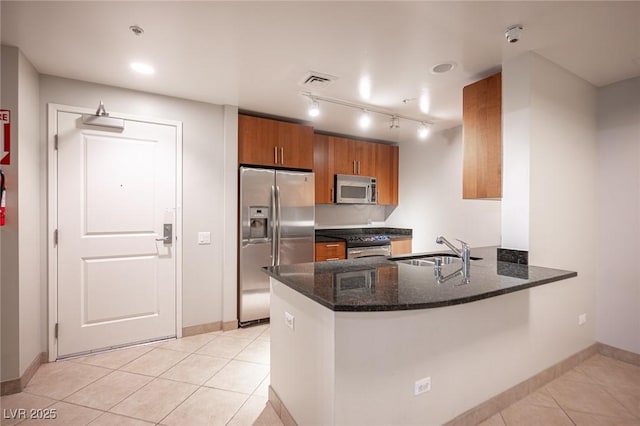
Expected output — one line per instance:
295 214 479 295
262 246 577 312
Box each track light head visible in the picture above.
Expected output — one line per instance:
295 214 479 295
418 122 430 139
389 116 400 129
308 98 320 117
359 110 371 129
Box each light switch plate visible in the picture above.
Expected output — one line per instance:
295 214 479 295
198 232 211 245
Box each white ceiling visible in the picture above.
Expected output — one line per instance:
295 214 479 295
2 1 639 143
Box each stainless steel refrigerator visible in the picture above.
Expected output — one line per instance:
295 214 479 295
239 167 315 325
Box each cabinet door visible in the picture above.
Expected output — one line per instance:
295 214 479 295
332 136 357 175
355 140 377 177
313 134 334 204
238 115 279 167
390 239 412 256
463 72 502 199
279 121 313 170
375 144 399 205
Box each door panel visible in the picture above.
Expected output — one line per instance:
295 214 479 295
57 111 177 357
85 135 156 233
239 167 275 323
82 255 157 324
276 171 314 265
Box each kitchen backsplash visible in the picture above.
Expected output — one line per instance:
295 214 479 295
315 204 389 229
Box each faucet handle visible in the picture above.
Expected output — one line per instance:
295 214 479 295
455 238 469 248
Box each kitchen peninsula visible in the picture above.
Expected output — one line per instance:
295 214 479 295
263 247 577 425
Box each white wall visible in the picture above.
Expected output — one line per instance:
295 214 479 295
501 55 531 250
527 54 598 359
315 204 387 229
17 48 42 375
595 76 640 354
39 75 233 330
0 46 43 381
386 126 502 252
1 45 22 381
501 52 598 367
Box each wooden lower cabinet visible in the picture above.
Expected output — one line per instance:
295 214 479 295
315 241 346 262
390 238 412 256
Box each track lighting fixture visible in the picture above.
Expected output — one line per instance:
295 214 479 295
359 110 371 129
418 122 430 139
302 92 434 139
308 98 320 117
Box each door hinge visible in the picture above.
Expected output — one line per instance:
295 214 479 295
54 323 59 339
54 134 58 150
53 229 58 246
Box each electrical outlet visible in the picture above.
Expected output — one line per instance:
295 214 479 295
578 313 587 326
414 376 431 396
284 312 295 330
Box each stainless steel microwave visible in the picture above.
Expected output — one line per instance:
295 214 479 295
334 174 377 204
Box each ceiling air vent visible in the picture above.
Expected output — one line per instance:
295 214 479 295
300 71 338 89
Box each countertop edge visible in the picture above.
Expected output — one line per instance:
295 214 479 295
264 268 578 312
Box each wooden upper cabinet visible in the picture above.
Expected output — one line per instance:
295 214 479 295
355 140 376 177
313 134 399 206
313 134 333 204
462 72 502 199
331 137 376 176
375 144 399 205
278 120 314 170
238 114 313 170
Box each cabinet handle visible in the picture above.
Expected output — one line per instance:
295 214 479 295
274 146 278 164
280 147 284 165
330 187 334 202
353 160 356 174
358 161 361 175
326 258 341 261
325 244 340 247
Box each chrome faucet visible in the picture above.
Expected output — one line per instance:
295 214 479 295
435 236 471 284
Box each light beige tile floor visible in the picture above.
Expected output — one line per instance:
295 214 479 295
479 354 640 426
1 324 281 426
4 331 639 426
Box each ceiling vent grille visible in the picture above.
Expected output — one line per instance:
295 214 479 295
300 71 338 89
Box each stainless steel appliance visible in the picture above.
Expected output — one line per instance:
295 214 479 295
344 235 391 259
334 174 377 204
239 167 315 325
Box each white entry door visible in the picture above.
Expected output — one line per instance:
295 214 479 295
56 110 178 357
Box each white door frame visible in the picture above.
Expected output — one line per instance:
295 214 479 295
47 103 183 362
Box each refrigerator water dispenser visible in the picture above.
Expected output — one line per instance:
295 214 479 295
248 206 269 239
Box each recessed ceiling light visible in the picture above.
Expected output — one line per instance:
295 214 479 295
431 62 456 74
130 62 155 75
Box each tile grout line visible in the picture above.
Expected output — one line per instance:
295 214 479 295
541 383 577 425
155 381 202 426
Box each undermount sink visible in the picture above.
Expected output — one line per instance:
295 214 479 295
392 253 482 267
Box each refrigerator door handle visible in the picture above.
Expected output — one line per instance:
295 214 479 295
275 185 282 265
270 185 277 266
